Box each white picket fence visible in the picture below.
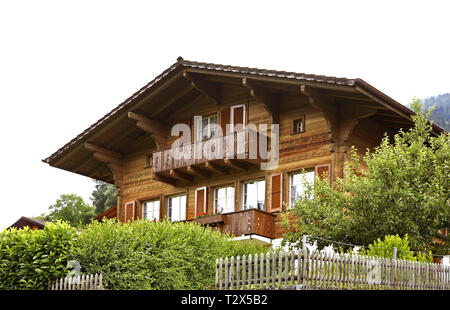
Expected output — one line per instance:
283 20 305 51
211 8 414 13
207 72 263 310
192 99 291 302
49 273 104 290
216 249 450 290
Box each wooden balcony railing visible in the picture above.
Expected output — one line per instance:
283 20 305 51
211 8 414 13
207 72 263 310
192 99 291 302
191 208 275 239
152 130 267 182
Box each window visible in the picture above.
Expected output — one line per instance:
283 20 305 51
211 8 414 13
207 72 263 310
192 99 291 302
290 170 315 207
292 116 305 134
242 179 265 210
143 199 160 221
214 186 235 214
195 114 217 141
167 194 186 222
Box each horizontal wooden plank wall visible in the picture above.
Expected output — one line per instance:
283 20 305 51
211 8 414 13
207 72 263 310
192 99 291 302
216 250 450 290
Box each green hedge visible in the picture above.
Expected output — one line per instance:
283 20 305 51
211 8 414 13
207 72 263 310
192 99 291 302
0 219 270 290
71 219 269 290
0 221 77 289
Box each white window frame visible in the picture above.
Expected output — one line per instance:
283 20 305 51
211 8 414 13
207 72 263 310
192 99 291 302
214 185 235 214
242 178 266 211
230 104 246 131
195 186 207 217
142 199 160 221
167 194 187 222
289 170 315 208
195 114 218 141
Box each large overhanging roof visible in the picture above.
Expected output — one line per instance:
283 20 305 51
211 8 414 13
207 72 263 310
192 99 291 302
42 57 446 182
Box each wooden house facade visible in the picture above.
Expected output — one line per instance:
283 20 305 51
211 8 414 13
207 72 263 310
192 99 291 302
43 57 444 243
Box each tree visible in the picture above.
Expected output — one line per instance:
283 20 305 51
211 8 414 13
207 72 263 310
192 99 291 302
362 235 432 263
282 99 450 255
90 180 117 215
46 194 96 227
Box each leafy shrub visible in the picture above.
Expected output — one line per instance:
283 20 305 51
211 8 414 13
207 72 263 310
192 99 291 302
70 219 269 290
0 221 77 289
361 234 433 262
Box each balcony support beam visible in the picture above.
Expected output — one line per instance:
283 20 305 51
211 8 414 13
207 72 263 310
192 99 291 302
224 158 248 171
169 169 193 182
187 165 211 178
204 161 228 174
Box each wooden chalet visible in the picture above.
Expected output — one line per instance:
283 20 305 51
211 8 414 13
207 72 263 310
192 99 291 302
9 217 48 230
43 57 445 243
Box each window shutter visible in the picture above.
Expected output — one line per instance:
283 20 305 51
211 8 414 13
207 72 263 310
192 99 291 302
231 105 245 130
124 201 136 222
195 187 207 217
270 173 283 212
180 118 192 144
315 164 331 182
220 107 230 134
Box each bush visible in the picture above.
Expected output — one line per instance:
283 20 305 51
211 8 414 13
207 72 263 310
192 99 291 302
361 234 433 262
0 221 77 289
70 219 269 290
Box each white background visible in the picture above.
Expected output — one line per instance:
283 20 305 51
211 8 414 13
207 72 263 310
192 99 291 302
0 0 449 229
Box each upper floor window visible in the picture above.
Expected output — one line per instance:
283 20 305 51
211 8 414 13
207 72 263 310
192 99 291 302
242 179 265 211
292 116 305 134
214 186 235 214
143 199 160 221
195 114 217 141
289 170 314 207
167 194 186 222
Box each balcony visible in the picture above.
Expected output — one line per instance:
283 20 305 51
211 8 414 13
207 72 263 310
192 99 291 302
191 208 276 239
151 130 267 184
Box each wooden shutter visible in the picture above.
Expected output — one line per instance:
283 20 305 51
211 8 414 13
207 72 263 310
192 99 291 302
195 187 207 217
124 201 136 222
220 106 230 134
315 164 331 182
231 104 245 130
270 173 283 212
180 117 192 144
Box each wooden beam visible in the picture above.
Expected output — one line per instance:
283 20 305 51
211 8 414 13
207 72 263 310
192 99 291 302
85 143 123 164
183 71 221 105
242 78 280 124
204 161 228 174
128 112 167 137
152 173 176 186
92 152 123 167
127 112 167 148
187 165 210 178
224 158 248 171
169 169 193 182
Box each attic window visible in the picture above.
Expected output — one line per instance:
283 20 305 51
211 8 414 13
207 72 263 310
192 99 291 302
292 116 305 134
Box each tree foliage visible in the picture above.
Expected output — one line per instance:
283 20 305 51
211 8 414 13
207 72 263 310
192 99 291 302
282 99 450 255
91 180 117 215
46 194 96 227
0 221 77 289
362 235 432 262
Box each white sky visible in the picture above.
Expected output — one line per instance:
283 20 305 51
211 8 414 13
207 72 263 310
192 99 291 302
0 1 449 229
